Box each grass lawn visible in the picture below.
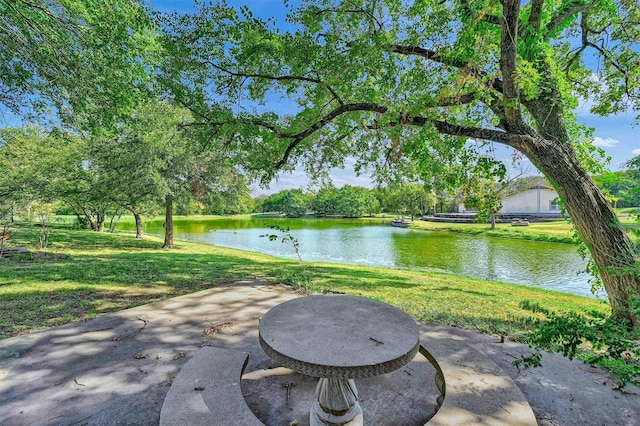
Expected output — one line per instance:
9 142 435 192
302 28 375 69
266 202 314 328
0 222 609 341
408 214 640 244
409 219 577 243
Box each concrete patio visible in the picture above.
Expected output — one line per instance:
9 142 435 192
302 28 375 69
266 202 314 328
0 280 638 425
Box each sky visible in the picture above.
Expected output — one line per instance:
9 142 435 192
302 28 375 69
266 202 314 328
576 103 639 169
2 0 638 195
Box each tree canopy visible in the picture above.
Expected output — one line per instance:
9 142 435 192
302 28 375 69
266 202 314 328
159 0 640 326
0 0 157 129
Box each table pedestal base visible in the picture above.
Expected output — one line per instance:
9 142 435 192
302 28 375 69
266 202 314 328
310 378 364 426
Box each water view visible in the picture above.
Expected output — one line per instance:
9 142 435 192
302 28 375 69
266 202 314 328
122 217 596 298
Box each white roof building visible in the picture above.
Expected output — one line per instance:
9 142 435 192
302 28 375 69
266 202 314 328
458 185 561 215
500 184 561 214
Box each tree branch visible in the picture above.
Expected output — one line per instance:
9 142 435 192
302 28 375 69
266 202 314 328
499 0 525 130
543 1 591 40
390 44 504 94
7 0 75 25
172 97 219 127
458 0 502 26
390 45 469 69
207 61 322 85
563 15 590 78
398 116 531 147
274 103 387 168
571 13 637 102
204 61 344 106
585 42 635 99
194 96 534 171
528 0 544 33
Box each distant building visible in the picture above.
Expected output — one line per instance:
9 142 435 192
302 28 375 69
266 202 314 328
458 184 561 215
500 184 561 214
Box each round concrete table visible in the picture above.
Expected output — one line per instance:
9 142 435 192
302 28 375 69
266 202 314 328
259 295 420 425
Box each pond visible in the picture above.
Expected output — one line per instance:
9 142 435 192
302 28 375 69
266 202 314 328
120 216 598 298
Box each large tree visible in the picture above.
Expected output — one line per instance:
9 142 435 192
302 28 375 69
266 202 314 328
87 102 188 239
0 127 61 202
161 1 640 326
391 183 435 220
334 185 370 217
112 101 224 248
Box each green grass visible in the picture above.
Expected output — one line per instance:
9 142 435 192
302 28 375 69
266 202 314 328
409 216 640 244
409 219 577 243
0 222 609 341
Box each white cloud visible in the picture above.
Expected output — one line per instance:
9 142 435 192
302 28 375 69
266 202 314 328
632 148 640 155
575 97 596 117
592 137 620 147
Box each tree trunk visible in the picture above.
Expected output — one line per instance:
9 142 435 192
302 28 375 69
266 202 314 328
162 195 174 249
82 207 97 231
127 206 144 239
73 212 84 228
490 213 496 230
108 210 124 233
494 3 639 327
0 222 8 256
518 137 639 327
133 210 144 239
96 210 105 232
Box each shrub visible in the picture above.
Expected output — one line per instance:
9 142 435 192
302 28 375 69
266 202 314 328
518 300 640 387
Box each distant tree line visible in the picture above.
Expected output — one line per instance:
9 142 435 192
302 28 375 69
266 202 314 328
255 184 438 219
0 125 446 228
0 120 254 242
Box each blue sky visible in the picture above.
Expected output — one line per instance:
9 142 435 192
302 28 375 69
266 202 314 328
575 103 639 170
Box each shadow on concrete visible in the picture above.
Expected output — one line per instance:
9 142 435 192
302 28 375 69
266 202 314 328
0 281 295 425
242 351 440 426
1 281 638 426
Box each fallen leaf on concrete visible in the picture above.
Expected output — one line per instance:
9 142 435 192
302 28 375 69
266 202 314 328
173 351 187 360
613 385 635 394
202 320 233 336
134 353 148 359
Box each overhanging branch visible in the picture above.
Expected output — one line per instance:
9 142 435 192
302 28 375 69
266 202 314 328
189 98 533 170
390 44 504 94
203 61 344 105
390 45 469 69
246 103 533 168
